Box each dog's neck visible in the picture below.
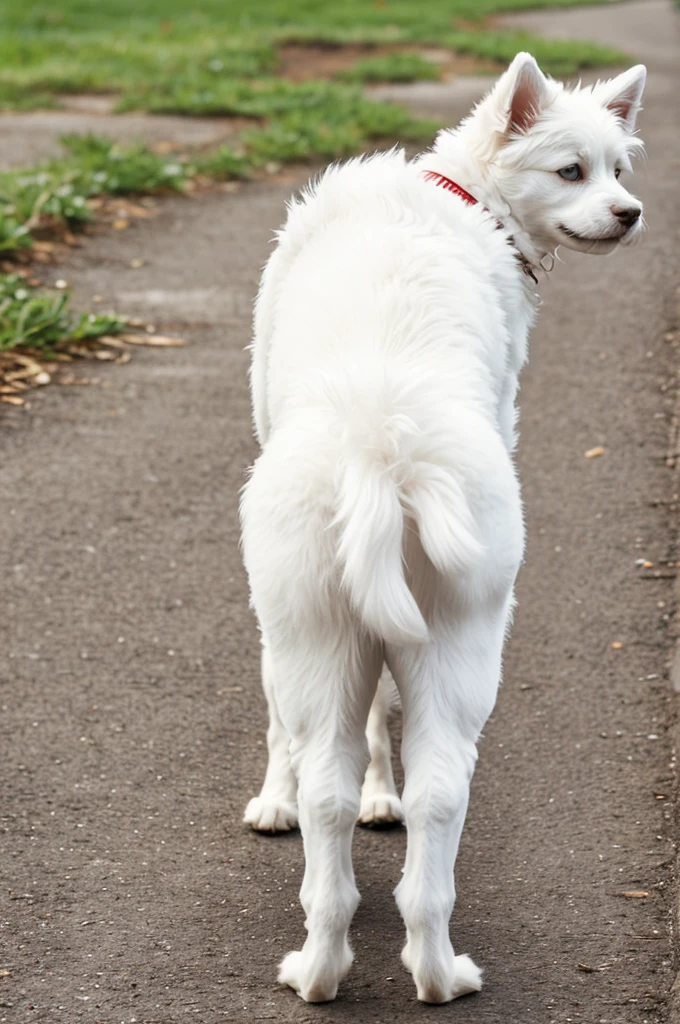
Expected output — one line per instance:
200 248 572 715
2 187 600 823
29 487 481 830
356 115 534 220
418 129 551 276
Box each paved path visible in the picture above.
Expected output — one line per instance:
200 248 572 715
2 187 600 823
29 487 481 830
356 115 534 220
1 3 679 1022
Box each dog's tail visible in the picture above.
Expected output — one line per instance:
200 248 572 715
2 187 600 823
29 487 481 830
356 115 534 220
333 391 484 646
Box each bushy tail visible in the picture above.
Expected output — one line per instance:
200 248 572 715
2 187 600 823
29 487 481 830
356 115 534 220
334 412 484 646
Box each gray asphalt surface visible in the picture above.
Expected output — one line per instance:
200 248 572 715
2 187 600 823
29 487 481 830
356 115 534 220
1 2 679 1022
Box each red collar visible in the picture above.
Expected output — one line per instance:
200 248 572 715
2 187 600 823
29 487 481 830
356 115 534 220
422 168 539 285
422 170 480 207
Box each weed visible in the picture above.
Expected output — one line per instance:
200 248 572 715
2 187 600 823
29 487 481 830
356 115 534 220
0 273 124 353
193 146 252 181
0 135 191 253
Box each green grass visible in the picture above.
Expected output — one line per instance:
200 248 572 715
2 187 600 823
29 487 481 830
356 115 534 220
0 0 634 36
0 0 629 115
0 111 436 252
0 273 123 354
338 53 442 85
0 134 192 253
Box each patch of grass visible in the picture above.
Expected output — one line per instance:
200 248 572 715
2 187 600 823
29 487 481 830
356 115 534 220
192 146 253 181
241 97 435 163
0 273 123 353
58 134 189 192
0 0 630 114
0 135 192 252
0 34 279 107
0 104 437 252
439 30 627 77
338 53 442 84
0 0 635 37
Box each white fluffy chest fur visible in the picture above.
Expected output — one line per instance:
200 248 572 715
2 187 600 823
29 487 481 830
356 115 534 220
252 149 538 456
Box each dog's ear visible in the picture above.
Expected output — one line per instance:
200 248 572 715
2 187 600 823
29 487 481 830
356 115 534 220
499 52 551 135
597 65 646 133
461 51 551 161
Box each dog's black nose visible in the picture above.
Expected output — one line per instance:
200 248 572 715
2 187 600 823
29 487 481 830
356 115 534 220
611 205 641 227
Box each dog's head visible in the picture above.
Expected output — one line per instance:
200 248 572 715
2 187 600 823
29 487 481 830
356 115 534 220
457 53 646 258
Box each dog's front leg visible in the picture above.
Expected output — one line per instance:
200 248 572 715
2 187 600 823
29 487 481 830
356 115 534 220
243 644 298 832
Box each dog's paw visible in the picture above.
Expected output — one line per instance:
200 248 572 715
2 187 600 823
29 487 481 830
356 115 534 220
243 796 298 833
278 943 352 1002
402 945 482 1004
448 954 483 999
357 792 404 828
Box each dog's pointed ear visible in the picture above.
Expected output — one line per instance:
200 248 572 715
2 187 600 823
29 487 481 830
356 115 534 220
461 51 551 161
504 52 551 134
598 65 646 133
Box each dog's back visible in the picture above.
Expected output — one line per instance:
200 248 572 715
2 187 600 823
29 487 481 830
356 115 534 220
245 150 526 647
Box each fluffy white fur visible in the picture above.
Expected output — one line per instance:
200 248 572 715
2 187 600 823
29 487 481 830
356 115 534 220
240 53 646 1004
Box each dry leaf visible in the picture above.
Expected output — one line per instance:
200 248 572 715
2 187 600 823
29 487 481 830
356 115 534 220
1 395 25 405
584 446 605 459
642 560 654 569
97 336 128 349
32 241 56 253
125 204 151 219
611 641 623 650
121 333 186 347
116 352 132 364
5 356 45 382
113 218 130 231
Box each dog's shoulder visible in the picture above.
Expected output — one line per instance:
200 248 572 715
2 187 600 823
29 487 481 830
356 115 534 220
282 149 412 235
279 148 501 255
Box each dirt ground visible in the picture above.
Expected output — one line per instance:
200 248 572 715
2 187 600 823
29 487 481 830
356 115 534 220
1 2 679 1023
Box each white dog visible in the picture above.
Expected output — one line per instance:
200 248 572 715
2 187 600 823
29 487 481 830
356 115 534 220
240 53 646 1004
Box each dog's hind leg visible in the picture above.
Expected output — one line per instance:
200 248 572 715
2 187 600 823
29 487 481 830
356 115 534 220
243 644 298 832
273 630 382 1002
358 669 403 827
386 595 512 1003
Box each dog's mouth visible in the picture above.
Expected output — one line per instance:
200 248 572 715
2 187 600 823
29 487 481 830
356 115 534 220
558 224 625 244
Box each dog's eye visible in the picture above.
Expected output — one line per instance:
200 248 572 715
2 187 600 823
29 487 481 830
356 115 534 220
615 168 622 179
557 164 583 182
